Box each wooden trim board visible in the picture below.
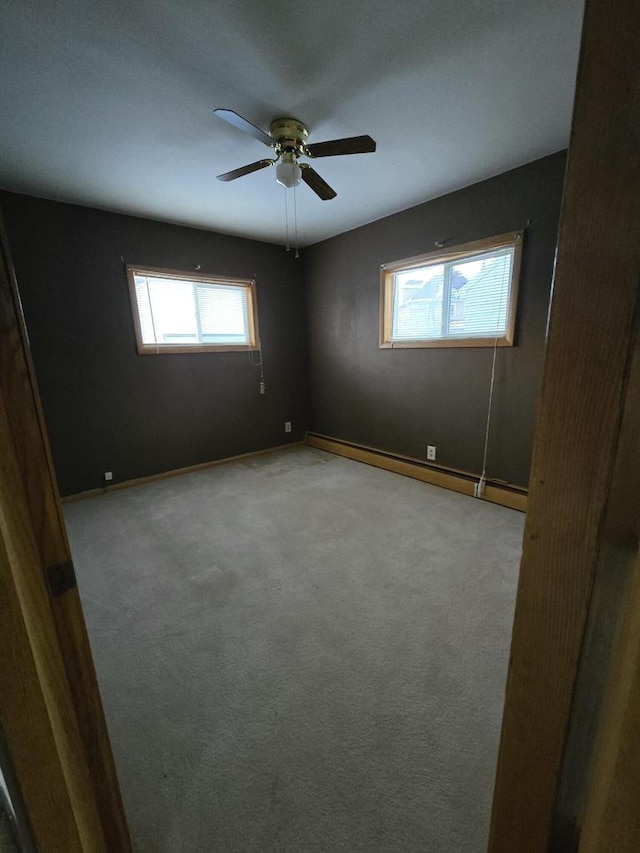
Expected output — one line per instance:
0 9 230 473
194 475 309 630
380 230 523 272
305 432 528 512
62 441 305 503
578 550 640 853
0 212 131 849
0 401 97 852
488 0 640 848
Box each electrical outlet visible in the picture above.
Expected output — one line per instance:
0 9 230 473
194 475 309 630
284 421 292 433
426 445 436 461
104 471 113 482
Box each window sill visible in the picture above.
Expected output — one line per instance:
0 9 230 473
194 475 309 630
379 336 514 349
137 343 260 355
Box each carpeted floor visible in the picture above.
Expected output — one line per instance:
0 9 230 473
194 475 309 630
64 446 524 853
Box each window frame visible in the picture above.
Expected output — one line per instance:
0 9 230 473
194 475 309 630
126 264 260 355
379 231 523 349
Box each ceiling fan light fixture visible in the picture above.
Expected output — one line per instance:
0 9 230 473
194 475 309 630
275 154 302 189
214 109 375 200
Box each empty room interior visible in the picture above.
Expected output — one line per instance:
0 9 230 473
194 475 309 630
0 1 592 851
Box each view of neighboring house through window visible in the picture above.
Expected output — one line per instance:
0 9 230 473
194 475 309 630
127 266 259 354
381 232 522 348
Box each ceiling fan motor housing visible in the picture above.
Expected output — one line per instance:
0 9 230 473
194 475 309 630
269 118 309 157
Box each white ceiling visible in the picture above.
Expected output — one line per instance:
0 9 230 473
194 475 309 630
0 0 584 247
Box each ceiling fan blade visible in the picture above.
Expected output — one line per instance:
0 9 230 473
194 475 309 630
213 109 273 147
300 164 337 200
305 134 376 158
216 159 275 182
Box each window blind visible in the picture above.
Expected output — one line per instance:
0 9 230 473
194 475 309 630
390 246 514 342
133 275 251 347
195 284 249 344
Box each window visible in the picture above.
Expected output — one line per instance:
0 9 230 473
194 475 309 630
380 231 522 348
126 266 259 354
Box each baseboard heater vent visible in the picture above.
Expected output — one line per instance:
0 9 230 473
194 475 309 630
305 432 528 513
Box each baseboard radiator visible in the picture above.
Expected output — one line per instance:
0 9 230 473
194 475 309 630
304 432 528 513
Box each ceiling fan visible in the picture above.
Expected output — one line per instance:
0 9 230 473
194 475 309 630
214 109 376 200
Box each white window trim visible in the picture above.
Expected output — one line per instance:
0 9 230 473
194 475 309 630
379 231 523 349
126 265 260 354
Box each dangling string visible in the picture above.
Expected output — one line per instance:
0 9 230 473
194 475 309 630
475 251 511 497
475 337 499 496
146 276 159 354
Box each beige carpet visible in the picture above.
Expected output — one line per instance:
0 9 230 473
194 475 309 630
65 446 524 853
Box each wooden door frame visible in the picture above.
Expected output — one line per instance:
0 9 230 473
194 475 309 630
0 216 131 850
578 551 640 852
488 0 640 849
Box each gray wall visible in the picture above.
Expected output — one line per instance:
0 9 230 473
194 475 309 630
2 152 565 495
304 152 566 487
1 193 310 496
